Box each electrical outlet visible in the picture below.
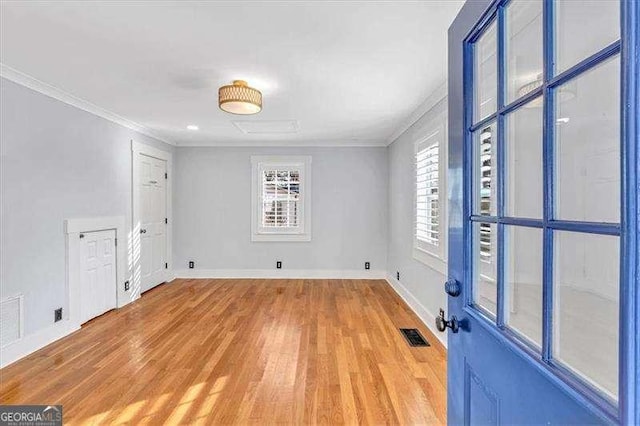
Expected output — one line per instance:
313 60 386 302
365 262 370 270
124 281 130 291
54 308 63 322
276 261 282 269
188 261 195 269
396 271 400 281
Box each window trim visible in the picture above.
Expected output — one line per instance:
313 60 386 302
413 110 448 274
251 156 312 242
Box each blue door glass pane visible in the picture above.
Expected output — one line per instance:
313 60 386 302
553 231 619 401
473 222 498 317
505 100 543 219
504 225 543 348
555 1 620 75
555 55 620 224
473 123 497 216
474 21 498 122
505 0 543 104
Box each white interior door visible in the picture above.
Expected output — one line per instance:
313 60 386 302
139 153 167 292
79 229 116 324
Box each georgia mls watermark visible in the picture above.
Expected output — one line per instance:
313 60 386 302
0 405 62 426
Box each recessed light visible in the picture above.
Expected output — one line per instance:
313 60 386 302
187 125 199 131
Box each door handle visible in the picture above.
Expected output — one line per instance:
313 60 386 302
149 180 158 184
140 229 147 234
436 308 459 333
445 279 461 297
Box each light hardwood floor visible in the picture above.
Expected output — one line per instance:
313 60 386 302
0 279 446 425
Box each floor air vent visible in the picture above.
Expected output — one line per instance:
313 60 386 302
400 328 430 347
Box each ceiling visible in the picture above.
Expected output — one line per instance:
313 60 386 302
0 1 464 147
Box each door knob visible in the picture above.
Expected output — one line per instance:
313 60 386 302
445 279 461 297
436 308 459 333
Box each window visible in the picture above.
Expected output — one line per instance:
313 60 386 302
251 156 311 242
413 108 447 273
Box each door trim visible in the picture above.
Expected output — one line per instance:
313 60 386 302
131 141 173 291
64 215 127 327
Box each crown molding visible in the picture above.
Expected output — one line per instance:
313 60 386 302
176 139 388 148
0 63 176 146
386 80 448 146
1 62 443 149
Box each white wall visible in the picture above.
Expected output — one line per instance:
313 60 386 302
173 146 388 276
0 78 173 345
386 86 449 346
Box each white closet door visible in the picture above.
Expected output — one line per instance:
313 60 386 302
79 229 116 324
139 154 167 293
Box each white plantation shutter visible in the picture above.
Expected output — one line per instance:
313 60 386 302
416 142 440 247
412 102 447 273
479 126 493 262
261 169 300 228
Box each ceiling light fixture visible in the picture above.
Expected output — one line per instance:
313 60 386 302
518 73 576 108
517 74 544 108
187 125 199 130
518 74 544 99
218 80 262 115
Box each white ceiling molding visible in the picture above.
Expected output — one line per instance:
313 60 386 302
1 60 439 149
0 63 176 146
178 139 387 148
386 80 448 145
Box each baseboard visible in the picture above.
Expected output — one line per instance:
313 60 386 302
0 320 80 368
385 274 448 349
174 269 387 280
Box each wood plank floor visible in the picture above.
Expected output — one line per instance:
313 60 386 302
0 279 446 425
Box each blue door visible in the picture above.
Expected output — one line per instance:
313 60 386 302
446 0 639 424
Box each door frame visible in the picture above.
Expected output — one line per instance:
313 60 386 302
131 140 173 294
448 0 639 423
64 215 127 326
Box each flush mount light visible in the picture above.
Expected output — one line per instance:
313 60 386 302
517 74 544 108
218 80 262 115
518 73 575 108
518 74 544 99
187 125 199 131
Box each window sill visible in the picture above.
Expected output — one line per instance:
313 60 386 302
412 247 447 275
252 233 311 242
